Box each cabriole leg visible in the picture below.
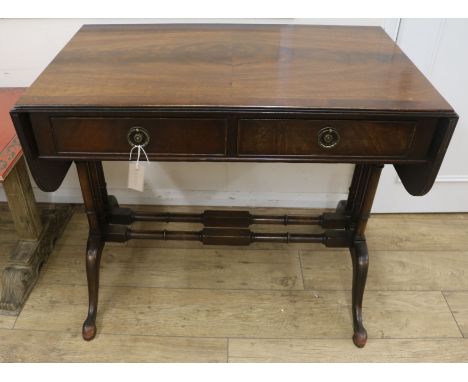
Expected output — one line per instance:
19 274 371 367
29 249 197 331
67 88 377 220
82 235 104 340
347 164 383 348
350 239 369 347
76 161 108 341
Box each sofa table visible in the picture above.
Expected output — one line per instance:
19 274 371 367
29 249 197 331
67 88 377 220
10 24 457 347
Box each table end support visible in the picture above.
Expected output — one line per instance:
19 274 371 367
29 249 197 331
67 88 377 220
350 238 369 348
345 164 383 348
82 234 104 341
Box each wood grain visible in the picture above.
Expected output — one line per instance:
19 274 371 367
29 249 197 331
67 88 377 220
0 244 13 267
0 213 16 329
43 245 303 290
50 117 228 156
0 227 17 245
2 206 468 361
56 209 468 251
15 284 459 339
17 24 452 112
2 157 42 240
228 338 468 362
0 202 14 223
442 291 468 337
301 249 468 291
238 119 418 157
366 214 468 251
0 328 227 362
0 249 16 328
0 315 16 329
57 214 325 250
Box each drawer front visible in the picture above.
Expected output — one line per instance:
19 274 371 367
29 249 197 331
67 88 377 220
49 117 228 156
238 119 418 158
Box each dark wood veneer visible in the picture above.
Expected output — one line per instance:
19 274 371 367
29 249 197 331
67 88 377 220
10 24 458 348
50 117 227 156
238 119 417 158
15 24 454 112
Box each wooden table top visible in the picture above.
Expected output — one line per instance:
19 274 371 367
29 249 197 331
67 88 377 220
15 24 453 113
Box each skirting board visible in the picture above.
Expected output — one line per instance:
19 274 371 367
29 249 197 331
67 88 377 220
0 186 347 210
1 186 466 213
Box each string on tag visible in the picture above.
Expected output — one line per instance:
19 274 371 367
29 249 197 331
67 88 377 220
129 144 150 169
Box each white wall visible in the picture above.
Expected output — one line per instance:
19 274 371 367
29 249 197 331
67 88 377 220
5 18 465 212
373 19 468 212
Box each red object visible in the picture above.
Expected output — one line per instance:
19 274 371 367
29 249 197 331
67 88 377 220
0 88 25 181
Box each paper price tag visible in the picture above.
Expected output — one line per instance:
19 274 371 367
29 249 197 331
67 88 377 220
128 161 145 192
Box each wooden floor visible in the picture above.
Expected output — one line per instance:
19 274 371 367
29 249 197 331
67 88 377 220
1 203 468 362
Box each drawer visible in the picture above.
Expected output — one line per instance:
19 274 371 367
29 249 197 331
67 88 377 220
48 117 228 156
238 119 422 158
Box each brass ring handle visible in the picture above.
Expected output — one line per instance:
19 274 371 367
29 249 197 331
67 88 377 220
127 126 150 147
318 127 340 149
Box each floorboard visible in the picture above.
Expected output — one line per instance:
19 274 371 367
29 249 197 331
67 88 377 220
0 204 467 362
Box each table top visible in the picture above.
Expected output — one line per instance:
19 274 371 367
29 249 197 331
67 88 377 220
15 24 453 113
0 88 24 181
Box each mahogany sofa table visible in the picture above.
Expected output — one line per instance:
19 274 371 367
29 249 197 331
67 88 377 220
11 24 457 347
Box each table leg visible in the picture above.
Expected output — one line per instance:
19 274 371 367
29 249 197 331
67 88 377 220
83 234 104 340
76 161 108 340
73 160 382 345
346 164 383 347
329 164 365 227
0 157 72 315
344 164 366 216
350 239 369 347
2 157 42 240
95 161 109 208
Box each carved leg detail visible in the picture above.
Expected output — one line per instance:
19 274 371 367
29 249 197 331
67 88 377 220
345 164 382 348
350 239 369 348
76 161 109 341
0 156 73 315
82 235 104 341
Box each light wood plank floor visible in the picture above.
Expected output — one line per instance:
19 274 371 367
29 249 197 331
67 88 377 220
1 203 468 362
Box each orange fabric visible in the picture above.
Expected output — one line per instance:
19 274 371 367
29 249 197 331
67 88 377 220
0 88 25 181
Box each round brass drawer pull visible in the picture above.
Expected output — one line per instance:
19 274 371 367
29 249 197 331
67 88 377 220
318 127 340 149
127 126 150 147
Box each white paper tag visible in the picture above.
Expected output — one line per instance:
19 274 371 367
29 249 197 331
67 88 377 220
128 162 145 192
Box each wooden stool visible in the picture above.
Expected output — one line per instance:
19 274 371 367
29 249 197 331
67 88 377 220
0 88 72 315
